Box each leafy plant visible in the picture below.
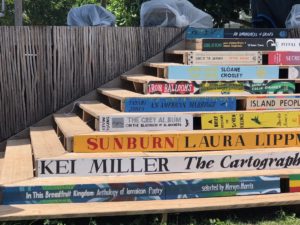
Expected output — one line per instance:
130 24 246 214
0 0 250 26
107 0 143 26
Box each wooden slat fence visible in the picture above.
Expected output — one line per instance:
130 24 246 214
0 27 183 142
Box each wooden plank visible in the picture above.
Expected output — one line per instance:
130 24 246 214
54 114 93 151
30 126 66 159
35 147 300 177
1 193 300 220
0 139 33 185
144 62 182 69
99 88 143 100
73 128 300 153
79 101 119 118
121 74 164 84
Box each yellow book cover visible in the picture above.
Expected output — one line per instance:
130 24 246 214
201 112 300 129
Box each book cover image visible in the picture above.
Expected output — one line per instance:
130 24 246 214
268 52 300 65
186 28 289 39
1 177 280 204
201 111 300 129
1 182 166 204
165 176 280 199
167 66 279 80
290 175 300 192
124 97 236 112
200 81 295 95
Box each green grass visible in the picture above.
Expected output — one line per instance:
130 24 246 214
2 207 300 225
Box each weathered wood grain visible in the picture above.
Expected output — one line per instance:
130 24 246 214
0 27 183 142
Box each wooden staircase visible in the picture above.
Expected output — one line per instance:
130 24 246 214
2 28 300 221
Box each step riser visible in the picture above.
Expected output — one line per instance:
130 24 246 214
123 97 236 112
86 111 300 132
116 96 300 112
268 52 300 65
187 51 262 65
201 111 300 130
145 80 295 95
167 65 280 80
246 96 300 110
169 51 300 66
185 28 289 39
1 176 280 205
186 39 299 52
73 130 300 153
36 151 300 177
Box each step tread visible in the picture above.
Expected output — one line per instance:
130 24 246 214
99 87 300 99
144 62 182 68
166 49 190 55
36 146 300 160
30 126 66 159
79 101 119 118
99 88 143 100
74 127 300 135
166 50 265 55
121 74 300 83
0 139 33 185
8 167 300 186
54 114 93 138
0 193 299 220
121 74 164 83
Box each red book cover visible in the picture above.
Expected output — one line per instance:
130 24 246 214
268 52 300 65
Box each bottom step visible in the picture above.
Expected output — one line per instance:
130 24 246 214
1 193 300 221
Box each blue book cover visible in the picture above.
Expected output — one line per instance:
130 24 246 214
1 177 280 204
168 66 279 81
164 176 280 199
186 28 289 39
1 182 165 204
124 97 236 112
